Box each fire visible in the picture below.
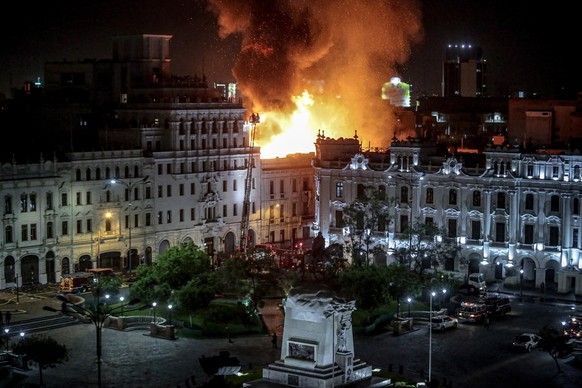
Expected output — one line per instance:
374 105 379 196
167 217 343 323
257 91 317 159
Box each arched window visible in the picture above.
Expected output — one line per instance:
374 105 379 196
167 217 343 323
76 169 82 181
96 167 101 180
401 186 409 204
426 188 434 204
124 165 130 178
105 167 111 179
86 168 92 181
5 225 13 243
134 165 139 177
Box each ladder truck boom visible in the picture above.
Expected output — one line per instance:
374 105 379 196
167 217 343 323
240 113 260 254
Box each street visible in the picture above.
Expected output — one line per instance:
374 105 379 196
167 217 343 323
5 292 582 388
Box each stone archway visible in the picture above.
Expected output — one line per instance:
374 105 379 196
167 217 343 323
61 257 71 275
21 255 39 286
45 251 56 283
159 240 170 255
492 256 508 280
79 255 93 272
4 256 15 284
224 232 236 254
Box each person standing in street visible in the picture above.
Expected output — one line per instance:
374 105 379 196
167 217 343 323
271 332 278 349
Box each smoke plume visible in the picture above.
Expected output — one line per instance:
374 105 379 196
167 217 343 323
208 0 423 150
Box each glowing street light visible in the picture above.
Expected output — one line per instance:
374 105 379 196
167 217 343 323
168 304 173 326
4 328 9 352
428 288 447 384
520 269 524 297
152 302 157 323
407 297 412 318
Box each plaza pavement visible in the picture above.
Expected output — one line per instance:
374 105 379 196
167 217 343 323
1 282 581 387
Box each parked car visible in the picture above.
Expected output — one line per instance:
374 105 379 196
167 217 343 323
512 333 541 352
430 315 458 331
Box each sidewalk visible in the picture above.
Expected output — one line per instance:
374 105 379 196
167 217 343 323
487 281 582 306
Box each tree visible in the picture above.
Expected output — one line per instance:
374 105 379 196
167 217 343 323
338 265 391 322
538 325 574 373
397 219 460 279
385 264 422 319
11 334 69 386
130 242 217 309
342 187 393 266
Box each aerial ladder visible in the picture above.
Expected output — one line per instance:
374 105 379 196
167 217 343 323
240 112 260 255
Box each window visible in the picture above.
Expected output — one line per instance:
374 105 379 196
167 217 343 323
525 194 534 211
179 209 184 222
158 186 163 198
145 186 152 199
191 183 196 195
575 198 580 215
145 213 151 226
524 224 534 244
76 192 82 205
158 164 163 175
233 180 237 191
125 215 130 229
270 181 275 197
527 164 534 177
105 218 112 232
77 220 82 234
292 202 297 217
134 214 139 228
5 226 13 243
191 208 196 221
400 215 409 233
549 226 559 246
426 188 433 204
166 185 172 197
166 211 172 224
550 195 560 212
574 228 580 249
449 189 457 205
223 181 227 192
223 205 228 217
252 202 256 213
21 225 28 241
86 219 92 233
495 222 505 243
62 221 69 236
378 215 386 232
293 179 297 193
401 186 409 204
158 211 163 224
46 222 53 239
497 192 506 209
472 191 481 207
86 191 92 205
335 210 344 228
280 180 284 196
29 193 36 211
46 192 53 210
233 204 238 216
20 193 28 212
336 182 344 198
61 193 68 207
448 219 457 238
4 195 12 214
471 220 481 240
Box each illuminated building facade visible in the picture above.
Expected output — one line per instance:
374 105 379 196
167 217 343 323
313 136 582 296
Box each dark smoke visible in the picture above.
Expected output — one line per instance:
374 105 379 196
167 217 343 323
208 0 423 148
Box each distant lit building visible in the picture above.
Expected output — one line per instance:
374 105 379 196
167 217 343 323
382 77 411 107
442 44 487 97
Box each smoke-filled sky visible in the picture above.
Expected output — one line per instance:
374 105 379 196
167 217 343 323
1 0 579 147
207 0 423 148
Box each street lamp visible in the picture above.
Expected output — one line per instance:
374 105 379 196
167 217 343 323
4 328 9 352
168 304 173 326
520 269 524 297
407 297 412 318
428 288 447 384
152 302 157 323
110 176 149 275
44 293 148 388
120 296 125 317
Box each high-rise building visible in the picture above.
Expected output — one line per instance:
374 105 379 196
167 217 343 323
442 44 487 97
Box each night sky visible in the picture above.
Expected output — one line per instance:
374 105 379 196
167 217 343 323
1 0 579 99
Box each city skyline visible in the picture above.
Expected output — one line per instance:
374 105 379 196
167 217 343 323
1 0 579 99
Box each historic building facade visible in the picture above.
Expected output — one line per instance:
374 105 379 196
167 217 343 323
313 135 582 296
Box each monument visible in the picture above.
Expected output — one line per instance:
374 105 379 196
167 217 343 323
247 287 385 387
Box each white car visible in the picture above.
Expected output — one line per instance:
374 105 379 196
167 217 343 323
512 333 541 352
430 315 458 331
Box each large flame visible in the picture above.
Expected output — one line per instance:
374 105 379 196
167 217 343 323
258 91 317 158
